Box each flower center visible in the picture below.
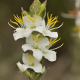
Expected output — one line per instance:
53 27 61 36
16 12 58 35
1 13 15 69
30 26 36 29
27 55 36 63
42 51 46 54
32 45 39 49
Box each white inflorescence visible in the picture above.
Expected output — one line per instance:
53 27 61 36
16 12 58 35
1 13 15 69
8 0 63 79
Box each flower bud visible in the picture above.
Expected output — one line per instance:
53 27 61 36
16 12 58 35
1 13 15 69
17 62 24 72
42 66 45 73
30 0 41 12
17 62 32 78
40 0 47 12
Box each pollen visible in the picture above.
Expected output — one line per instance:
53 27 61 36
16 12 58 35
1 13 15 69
27 55 36 63
47 12 59 27
49 37 61 46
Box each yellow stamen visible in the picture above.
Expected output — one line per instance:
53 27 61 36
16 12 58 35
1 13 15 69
27 55 36 63
21 12 23 18
32 34 41 43
10 19 18 25
32 34 37 41
24 11 32 22
47 12 59 27
36 38 41 43
32 12 41 22
51 20 59 27
13 14 23 24
24 11 41 23
49 37 61 46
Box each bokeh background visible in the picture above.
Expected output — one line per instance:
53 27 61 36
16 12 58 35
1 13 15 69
0 0 80 80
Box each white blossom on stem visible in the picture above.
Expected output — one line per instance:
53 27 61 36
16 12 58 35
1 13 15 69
17 53 42 73
8 11 45 41
36 13 63 38
22 34 49 60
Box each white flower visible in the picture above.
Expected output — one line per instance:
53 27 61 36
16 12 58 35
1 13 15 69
22 34 49 60
40 37 64 62
23 12 45 29
36 37 61 62
17 53 42 73
8 11 45 41
41 48 56 62
22 34 60 62
22 44 43 60
36 13 63 38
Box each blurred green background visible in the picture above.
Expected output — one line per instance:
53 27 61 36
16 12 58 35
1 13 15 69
0 0 80 80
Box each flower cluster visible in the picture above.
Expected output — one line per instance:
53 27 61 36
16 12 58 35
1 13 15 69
8 0 63 79
61 0 80 39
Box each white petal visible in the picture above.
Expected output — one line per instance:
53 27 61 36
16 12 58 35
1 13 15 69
35 16 42 22
17 62 29 72
21 64 29 71
22 44 33 52
31 62 42 73
33 49 43 60
45 30 58 38
13 28 32 40
24 28 32 38
34 16 45 27
26 35 35 45
36 37 49 48
13 32 23 41
22 53 29 64
42 66 45 73
13 28 24 40
41 20 45 28
33 26 44 33
23 16 31 28
43 50 56 62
